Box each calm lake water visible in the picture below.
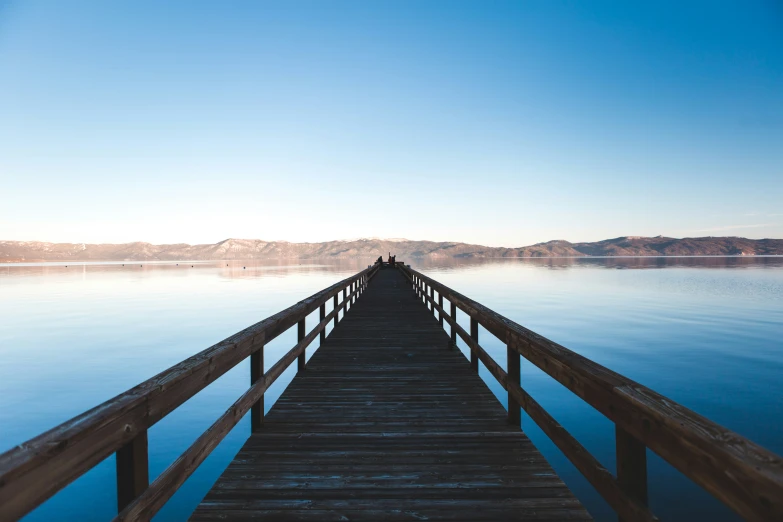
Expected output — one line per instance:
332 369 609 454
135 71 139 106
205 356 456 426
1 257 782 521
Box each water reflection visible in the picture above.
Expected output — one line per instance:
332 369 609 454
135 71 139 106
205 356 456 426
1 257 781 521
411 255 783 270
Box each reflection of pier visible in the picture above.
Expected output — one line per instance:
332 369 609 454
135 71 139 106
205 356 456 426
1 261 781 521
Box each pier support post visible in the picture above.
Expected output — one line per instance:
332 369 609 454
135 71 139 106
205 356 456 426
507 344 521 428
320 304 326 342
116 430 149 512
298 319 306 371
251 346 264 432
616 426 648 522
343 287 347 313
333 295 338 327
470 317 479 372
438 293 444 327
450 301 456 349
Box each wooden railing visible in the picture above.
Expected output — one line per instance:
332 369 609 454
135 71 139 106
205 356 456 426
0 262 382 521
398 264 783 522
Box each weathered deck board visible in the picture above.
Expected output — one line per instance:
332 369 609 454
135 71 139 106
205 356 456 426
190 268 591 521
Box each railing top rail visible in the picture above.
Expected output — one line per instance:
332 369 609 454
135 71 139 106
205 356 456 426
0 263 378 520
401 265 783 522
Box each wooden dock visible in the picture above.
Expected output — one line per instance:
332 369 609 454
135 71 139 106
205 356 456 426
190 268 590 521
2 260 782 522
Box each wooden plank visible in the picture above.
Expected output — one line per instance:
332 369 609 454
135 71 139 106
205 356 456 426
191 268 590 521
401 266 783 522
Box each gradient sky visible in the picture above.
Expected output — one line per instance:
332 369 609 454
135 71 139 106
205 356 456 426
1 1 781 247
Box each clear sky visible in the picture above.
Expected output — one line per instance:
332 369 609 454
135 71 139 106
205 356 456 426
1 1 781 247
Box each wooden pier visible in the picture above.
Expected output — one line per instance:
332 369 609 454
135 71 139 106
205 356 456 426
190 268 589 521
1 260 782 521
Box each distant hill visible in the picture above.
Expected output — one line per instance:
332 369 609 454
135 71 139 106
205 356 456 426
1 236 781 262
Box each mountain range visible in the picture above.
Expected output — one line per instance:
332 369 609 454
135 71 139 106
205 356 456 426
1 236 781 262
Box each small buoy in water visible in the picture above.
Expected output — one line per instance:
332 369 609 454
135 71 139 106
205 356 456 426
243 266 246 269
191 265 194 267
65 265 68 267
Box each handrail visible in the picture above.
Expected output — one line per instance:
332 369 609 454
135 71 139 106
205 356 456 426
0 262 381 521
399 264 783 522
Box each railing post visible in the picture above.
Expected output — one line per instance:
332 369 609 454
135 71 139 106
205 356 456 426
470 317 479 372
250 346 264 432
450 301 456 349
320 303 326 343
116 431 149 512
333 295 338 327
343 287 348 312
297 318 306 371
438 293 444 328
616 426 648 522
507 343 521 428
428 286 434 312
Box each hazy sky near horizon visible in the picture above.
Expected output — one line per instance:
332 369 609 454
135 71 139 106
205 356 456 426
1 1 781 247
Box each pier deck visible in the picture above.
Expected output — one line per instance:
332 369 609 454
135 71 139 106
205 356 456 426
190 269 591 521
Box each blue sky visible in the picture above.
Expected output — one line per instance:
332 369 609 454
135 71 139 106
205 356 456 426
0 1 781 246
